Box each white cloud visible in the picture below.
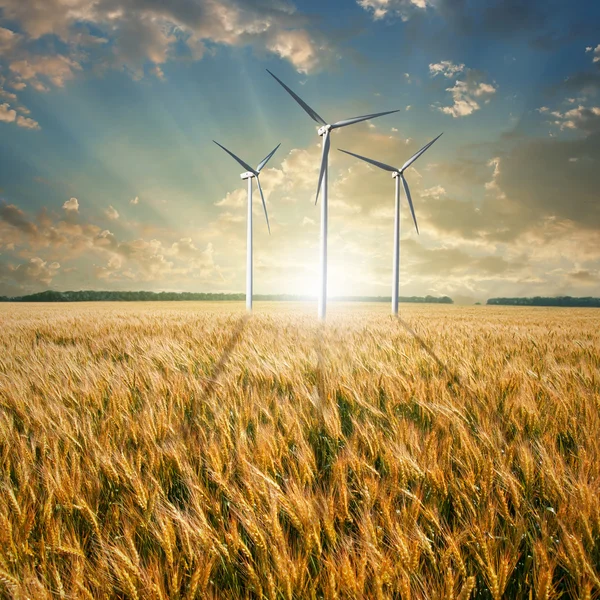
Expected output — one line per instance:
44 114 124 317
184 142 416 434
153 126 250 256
63 197 79 212
429 61 465 78
357 0 431 20
421 185 446 199
266 29 323 75
215 188 247 209
545 104 600 132
436 72 497 118
105 205 119 220
130 196 139 205
586 44 600 63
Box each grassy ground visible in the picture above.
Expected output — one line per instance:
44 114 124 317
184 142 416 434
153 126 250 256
0 302 599 599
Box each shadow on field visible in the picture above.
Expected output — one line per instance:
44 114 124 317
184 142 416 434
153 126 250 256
396 316 461 384
200 314 250 400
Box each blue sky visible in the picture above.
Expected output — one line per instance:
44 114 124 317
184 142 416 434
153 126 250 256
1 0 599 302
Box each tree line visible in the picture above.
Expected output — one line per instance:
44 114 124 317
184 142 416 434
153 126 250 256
487 296 600 307
0 290 454 304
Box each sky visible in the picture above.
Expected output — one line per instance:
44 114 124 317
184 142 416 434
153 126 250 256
1 0 599 303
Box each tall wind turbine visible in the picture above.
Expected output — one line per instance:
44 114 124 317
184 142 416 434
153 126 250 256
213 140 280 312
267 69 399 320
339 133 443 315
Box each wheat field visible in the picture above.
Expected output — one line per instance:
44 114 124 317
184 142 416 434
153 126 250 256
0 302 599 599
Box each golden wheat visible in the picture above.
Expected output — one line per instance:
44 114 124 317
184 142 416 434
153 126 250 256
0 302 599 599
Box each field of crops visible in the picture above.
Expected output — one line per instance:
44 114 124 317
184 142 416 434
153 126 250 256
0 302 599 599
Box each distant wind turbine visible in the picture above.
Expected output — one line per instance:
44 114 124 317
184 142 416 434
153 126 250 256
267 69 399 321
213 140 280 312
339 133 443 315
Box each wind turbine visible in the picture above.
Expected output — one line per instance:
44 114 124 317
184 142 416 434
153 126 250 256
267 69 399 321
338 133 443 315
213 140 280 312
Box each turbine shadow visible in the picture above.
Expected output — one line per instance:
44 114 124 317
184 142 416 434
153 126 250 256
396 316 462 385
312 323 328 416
199 313 250 401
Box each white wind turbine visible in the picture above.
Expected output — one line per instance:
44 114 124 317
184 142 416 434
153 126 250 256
267 70 399 320
339 133 443 315
213 140 280 312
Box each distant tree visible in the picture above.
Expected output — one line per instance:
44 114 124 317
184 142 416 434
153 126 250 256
7 290 456 304
487 297 600 308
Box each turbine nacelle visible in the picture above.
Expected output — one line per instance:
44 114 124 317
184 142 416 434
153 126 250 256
214 139 281 235
338 132 443 236
318 124 332 137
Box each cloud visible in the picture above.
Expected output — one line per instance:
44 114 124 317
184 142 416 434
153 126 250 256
0 100 40 128
16 114 40 129
356 0 431 21
429 61 465 78
0 0 336 131
357 0 558 44
63 198 79 212
0 0 333 77
0 26 18 53
105 205 119 220
0 199 223 293
215 188 247 209
421 185 446 198
569 269 599 283
96 236 216 282
403 239 523 277
0 203 38 236
491 132 600 232
0 257 60 291
266 29 323 75
419 128 600 258
431 67 497 118
9 55 82 90
546 105 600 133
586 44 600 63
0 102 16 123
555 45 600 96
130 196 139 205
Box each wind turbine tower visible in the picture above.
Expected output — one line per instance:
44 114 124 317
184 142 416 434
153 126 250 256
267 70 399 320
339 133 443 315
213 140 280 311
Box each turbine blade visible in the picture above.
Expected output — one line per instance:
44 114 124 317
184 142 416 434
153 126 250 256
400 174 419 235
315 132 330 204
213 140 257 175
255 176 271 235
256 143 281 173
331 109 400 130
338 148 398 173
266 70 327 125
400 132 443 172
